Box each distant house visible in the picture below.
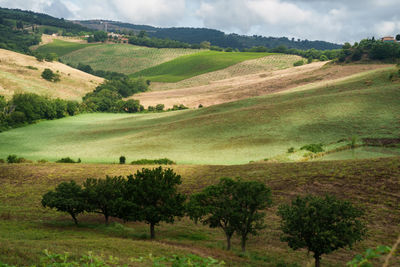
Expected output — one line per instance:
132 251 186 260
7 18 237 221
381 36 396 42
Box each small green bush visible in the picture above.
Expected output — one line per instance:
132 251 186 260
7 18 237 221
293 60 304 67
287 147 295 153
56 157 80 163
41 68 60 82
300 143 324 153
131 158 176 165
26 65 38 70
155 104 165 112
119 155 126 164
320 55 329 61
7 154 27 163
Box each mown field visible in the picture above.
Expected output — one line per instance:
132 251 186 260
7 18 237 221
60 44 202 75
130 51 274 82
0 158 399 266
0 49 103 100
0 67 398 164
35 39 99 57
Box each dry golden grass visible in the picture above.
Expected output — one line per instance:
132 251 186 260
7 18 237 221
0 49 103 101
134 62 392 109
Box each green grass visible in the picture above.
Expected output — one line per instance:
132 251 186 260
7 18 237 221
60 44 201 75
35 39 99 57
131 51 274 82
0 158 399 266
0 67 398 165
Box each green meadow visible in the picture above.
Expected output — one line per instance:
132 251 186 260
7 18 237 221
0 67 398 164
130 51 274 82
35 39 99 57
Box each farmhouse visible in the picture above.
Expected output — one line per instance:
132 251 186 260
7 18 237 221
381 36 396 42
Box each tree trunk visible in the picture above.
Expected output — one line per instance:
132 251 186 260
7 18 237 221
71 213 78 225
314 254 321 267
105 214 109 224
150 223 155 239
226 233 232 250
241 236 246 252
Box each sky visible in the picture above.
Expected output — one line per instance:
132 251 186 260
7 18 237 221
1 0 399 44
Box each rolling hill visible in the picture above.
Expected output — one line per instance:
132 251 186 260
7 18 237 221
0 66 398 164
35 39 99 57
130 51 274 82
0 49 103 101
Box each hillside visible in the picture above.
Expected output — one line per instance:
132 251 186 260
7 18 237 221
76 20 342 50
0 66 398 164
59 43 202 75
0 158 399 266
35 39 99 57
130 51 274 82
0 49 103 101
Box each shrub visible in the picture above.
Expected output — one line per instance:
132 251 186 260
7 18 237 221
287 147 295 153
119 155 126 164
155 104 165 112
41 68 60 82
319 55 328 61
7 154 26 163
307 57 313 64
198 104 203 108
293 60 304 67
131 158 176 165
37 159 48 163
148 106 155 112
56 157 80 163
300 143 324 153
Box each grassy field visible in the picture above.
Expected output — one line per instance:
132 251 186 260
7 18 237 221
0 49 103 101
60 44 201 75
35 39 99 57
0 158 399 266
0 67 398 164
130 51 274 82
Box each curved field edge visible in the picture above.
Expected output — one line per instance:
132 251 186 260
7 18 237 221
60 44 203 75
0 158 399 266
35 39 100 57
0 67 398 164
130 51 275 82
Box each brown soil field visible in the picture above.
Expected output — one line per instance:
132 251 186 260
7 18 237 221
133 62 392 109
0 49 103 101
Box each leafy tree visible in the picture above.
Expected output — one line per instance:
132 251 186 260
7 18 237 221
117 167 186 239
41 181 86 225
41 68 60 82
119 156 126 164
138 30 147 38
83 176 124 224
187 178 238 250
155 104 165 112
278 195 367 267
232 180 272 252
16 20 23 29
396 34 400 41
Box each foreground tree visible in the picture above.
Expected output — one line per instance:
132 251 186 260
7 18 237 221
83 176 124 224
117 167 186 239
41 181 86 225
278 195 366 267
232 180 272 252
187 178 238 250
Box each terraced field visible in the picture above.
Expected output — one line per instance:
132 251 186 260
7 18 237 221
0 66 398 164
0 49 103 100
60 44 202 74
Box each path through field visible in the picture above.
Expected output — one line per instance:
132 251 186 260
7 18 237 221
134 62 392 108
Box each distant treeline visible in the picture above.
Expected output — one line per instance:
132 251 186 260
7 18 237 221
78 20 342 50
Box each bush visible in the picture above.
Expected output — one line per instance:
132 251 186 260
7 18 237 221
300 143 324 153
155 104 165 112
41 68 60 82
119 156 126 164
319 55 328 61
307 57 313 64
56 157 80 163
287 147 295 153
293 60 304 67
6 154 27 163
131 158 176 165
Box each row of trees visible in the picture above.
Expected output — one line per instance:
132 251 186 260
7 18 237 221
339 38 400 62
42 168 367 267
0 93 79 131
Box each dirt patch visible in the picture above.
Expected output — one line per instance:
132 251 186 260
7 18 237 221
363 138 400 147
134 63 392 109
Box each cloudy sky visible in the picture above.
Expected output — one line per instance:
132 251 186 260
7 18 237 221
1 0 399 44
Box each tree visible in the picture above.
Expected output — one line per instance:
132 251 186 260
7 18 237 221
187 178 238 250
232 180 272 252
278 195 367 267
117 167 186 239
119 156 126 164
41 181 86 225
155 104 165 112
396 34 400 41
82 176 124 224
138 30 147 38
41 68 59 82
16 20 23 29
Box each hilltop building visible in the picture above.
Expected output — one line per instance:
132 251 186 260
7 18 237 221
381 36 396 42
